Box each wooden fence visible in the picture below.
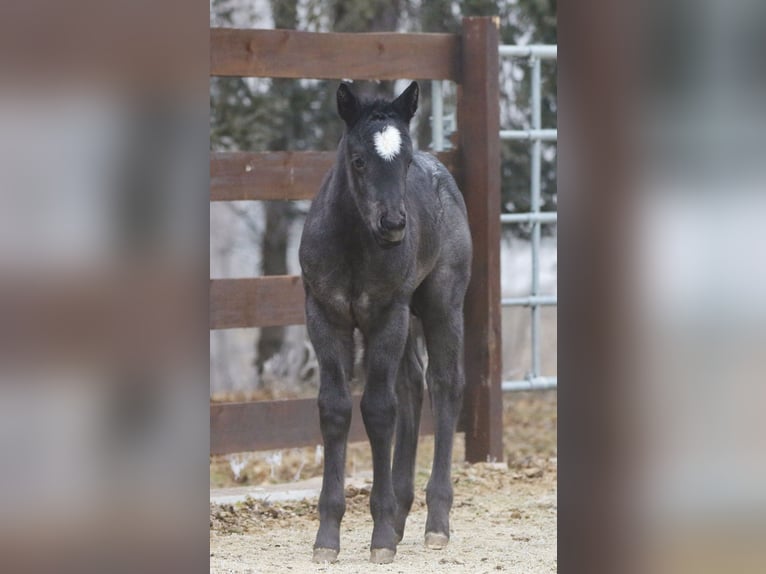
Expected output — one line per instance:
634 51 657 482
210 17 502 462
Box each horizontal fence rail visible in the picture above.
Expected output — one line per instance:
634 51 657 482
500 129 557 141
211 150 459 202
501 295 557 307
211 28 460 80
500 212 558 224
211 395 465 455
499 45 557 393
211 151 335 202
498 45 557 59
501 377 558 392
210 276 305 329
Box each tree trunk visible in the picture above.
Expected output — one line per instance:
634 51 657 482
256 200 292 375
257 0 300 376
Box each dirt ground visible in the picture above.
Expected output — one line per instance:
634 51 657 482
210 391 557 573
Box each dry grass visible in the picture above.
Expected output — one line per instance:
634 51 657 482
210 390 556 488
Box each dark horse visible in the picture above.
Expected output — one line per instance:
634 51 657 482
299 81 472 564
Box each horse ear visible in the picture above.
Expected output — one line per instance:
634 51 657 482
392 81 419 122
337 83 360 127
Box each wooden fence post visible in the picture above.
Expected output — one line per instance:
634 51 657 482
458 17 503 463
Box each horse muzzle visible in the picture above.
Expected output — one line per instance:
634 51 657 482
376 213 406 246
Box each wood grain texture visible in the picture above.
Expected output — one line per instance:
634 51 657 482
457 18 504 463
211 150 461 202
211 151 334 202
210 276 305 329
211 394 461 454
211 28 460 80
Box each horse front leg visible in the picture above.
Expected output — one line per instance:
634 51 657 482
360 304 409 564
306 296 354 564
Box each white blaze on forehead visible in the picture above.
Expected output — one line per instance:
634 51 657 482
373 125 402 161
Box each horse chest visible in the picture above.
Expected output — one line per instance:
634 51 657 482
351 291 374 320
309 258 406 319
302 230 415 323
310 282 385 325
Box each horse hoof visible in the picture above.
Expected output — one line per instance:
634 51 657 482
370 548 396 564
312 548 339 563
424 532 449 549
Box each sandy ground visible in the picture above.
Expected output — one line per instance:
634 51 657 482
211 465 556 573
210 392 557 573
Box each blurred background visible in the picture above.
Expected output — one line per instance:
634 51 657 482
0 1 210 572
209 0 558 400
1 0 764 572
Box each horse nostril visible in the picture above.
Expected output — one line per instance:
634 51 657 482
380 214 406 232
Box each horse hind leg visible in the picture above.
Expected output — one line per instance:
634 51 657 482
391 318 425 543
422 305 465 550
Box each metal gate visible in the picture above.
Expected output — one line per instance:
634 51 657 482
431 44 558 392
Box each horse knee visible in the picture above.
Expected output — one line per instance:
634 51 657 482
318 393 352 440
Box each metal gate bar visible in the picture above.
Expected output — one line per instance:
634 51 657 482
498 45 557 392
430 45 557 393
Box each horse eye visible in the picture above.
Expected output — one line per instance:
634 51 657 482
352 157 366 171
